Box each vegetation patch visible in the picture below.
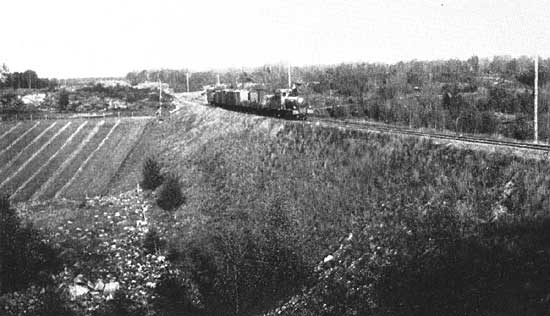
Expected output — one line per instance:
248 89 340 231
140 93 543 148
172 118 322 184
4 100 550 315
141 105 550 315
156 173 185 212
140 157 164 191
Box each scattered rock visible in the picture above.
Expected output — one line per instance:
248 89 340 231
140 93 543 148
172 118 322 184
69 284 89 299
323 255 334 263
104 281 120 300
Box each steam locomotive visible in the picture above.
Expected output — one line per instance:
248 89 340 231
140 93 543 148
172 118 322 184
206 86 312 120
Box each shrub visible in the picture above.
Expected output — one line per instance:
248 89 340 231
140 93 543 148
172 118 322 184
140 157 164 191
156 173 185 211
0 193 61 294
280 208 550 316
143 227 166 254
501 114 533 140
173 203 311 316
92 290 146 316
34 287 74 316
0 286 74 316
152 269 203 316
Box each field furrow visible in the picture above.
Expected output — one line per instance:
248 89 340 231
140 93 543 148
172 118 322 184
0 121 42 160
56 120 121 199
10 122 87 201
0 117 150 201
16 121 92 201
61 119 147 199
34 121 113 201
0 122 72 192
0 122 22 143
0 122 60 179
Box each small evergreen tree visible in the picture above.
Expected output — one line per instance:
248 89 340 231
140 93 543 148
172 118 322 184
140 157 164 191
156 174 185 211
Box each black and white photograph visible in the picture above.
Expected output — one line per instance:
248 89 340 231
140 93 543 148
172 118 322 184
1 0 549 315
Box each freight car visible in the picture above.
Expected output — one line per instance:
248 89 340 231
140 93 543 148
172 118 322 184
206 86 312 120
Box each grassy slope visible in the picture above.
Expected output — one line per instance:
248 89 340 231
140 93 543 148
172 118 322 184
0 121 16 134
62 119 149 200
35 121 115 200
112 100 550 314
14 121 93 201
0 122 63 186
0 121 49 167
0 122 24 147
118 102 550 238
10 101 550 315
2 122 79 196
108 111 206 194
0 117 150 202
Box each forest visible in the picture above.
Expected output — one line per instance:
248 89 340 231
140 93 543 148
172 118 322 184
0 67 58 90
127 55 550 140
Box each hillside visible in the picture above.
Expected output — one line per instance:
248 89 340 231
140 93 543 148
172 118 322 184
0 117 150 203
3 97 550 315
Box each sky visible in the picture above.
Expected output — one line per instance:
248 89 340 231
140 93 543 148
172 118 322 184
2 0 550 78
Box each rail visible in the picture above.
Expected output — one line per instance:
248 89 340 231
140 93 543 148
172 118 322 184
317 117 550 152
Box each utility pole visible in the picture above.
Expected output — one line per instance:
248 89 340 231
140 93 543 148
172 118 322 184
158 79 162 105
535 55 539 142
288 63 291 89
186 72 190 93
216 74 220 86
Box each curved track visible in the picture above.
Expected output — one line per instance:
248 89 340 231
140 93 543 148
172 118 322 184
180 96 550 153
316 117 550 152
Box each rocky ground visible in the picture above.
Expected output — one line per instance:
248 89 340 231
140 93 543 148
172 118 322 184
4 190 178 315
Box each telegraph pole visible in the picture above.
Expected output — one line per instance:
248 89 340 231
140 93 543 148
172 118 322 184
288 63 291 89
158 79 162 104
534 55 539 142
186 72 190 93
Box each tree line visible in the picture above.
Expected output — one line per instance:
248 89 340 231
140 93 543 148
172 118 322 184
0 65 58 90
127 56 549 96
126 57 550 140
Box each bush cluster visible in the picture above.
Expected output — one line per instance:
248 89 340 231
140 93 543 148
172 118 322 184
140 157 164 190
140 157 185 211
162 208 311 316
280 214 550 316
91 290 146 316
0 194 71 315
142 227 166 254
0 286 74 316
152 269 203 316
156 173 185 211
0 194 61 294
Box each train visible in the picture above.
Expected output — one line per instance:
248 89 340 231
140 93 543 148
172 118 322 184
206 85 313 120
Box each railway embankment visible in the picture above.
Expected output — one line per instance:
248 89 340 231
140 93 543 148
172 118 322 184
112 97 550 314
4 97 550 315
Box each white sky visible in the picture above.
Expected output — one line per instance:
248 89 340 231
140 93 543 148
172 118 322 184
2 0 549 78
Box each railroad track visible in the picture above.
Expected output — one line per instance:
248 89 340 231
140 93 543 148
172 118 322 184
316 118 550 152
181 97 550 152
